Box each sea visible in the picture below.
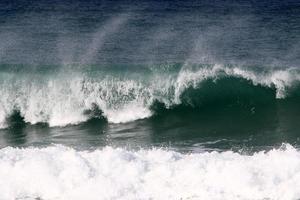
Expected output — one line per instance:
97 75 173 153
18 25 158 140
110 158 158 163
0 0 300 199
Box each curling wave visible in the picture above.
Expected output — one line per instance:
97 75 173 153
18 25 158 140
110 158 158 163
0 64 300 128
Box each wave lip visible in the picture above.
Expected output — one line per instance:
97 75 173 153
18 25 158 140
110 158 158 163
0 144 300 200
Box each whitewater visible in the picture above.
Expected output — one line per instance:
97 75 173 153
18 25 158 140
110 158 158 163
0 144 299 200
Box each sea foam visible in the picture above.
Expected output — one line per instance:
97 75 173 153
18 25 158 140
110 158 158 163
0 144 300 200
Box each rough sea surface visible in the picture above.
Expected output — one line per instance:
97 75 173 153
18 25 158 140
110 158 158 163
0 0 300 199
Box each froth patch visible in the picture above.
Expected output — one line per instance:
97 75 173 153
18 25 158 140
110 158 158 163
0 144 300 199
104 103 152 123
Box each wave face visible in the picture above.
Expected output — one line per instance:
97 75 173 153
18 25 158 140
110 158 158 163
1 64 300 128
0 144 299 200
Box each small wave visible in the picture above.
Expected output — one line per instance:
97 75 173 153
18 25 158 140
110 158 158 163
0 144 300 199
0 64 300 128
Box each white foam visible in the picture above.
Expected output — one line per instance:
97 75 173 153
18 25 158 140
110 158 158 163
1 144 300 200
105 103 152 123
0 73 155 128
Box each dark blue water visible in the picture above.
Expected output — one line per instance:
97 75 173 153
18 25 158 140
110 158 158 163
0 0 299 65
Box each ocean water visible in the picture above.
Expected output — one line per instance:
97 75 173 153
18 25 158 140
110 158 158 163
0 0 300 199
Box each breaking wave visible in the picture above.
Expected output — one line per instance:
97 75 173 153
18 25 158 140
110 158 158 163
1 64 300 128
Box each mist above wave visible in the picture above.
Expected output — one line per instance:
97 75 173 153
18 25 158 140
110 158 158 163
0 0 299 66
